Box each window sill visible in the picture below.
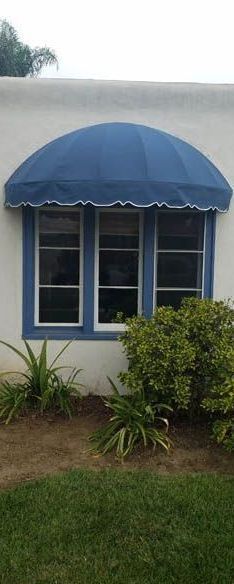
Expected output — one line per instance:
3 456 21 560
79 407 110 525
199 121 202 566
22 326 121 340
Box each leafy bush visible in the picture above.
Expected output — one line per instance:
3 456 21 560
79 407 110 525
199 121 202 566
179 298 234 412
119 299 234 419
0 339 82 423
119 307 195 410
202 379 234 451
212 419 234 451
89 379 171 460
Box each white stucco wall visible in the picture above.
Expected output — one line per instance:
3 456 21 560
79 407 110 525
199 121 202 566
0 78 233 392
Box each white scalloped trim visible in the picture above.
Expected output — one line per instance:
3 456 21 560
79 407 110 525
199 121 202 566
5 199 227 212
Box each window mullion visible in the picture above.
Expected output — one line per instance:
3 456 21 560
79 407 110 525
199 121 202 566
83 206 95 334
142 208 155 317
23 207 36 337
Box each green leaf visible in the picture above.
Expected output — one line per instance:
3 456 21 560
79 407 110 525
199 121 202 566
107 376 120 395
39 340 48 393
49 340 73 370
0 340 32 369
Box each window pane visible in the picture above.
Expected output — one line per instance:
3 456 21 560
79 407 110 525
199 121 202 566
39 249 79 285
39 211 80 247
99 250 138 286
156 290 201 310
157 252 203 288
158 212 204 250
99 212 139 248
39 288 79 323
99 289 138 323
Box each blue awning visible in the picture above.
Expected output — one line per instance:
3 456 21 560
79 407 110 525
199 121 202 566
5 122 232 211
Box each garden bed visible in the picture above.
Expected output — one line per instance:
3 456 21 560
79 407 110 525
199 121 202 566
0 397 233 489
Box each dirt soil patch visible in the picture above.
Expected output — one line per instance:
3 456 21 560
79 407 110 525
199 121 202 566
0 397 233 489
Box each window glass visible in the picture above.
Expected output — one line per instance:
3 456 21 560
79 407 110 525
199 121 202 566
99 250 138 286
156 290 201 310
38 210 81 324
158 212 204 250
155 211 204 310
99 212 139 248
39 211 80 247
97 212 141 326
99 289 138 323
39 288 79 324
39 249 79 285
157 252 203 288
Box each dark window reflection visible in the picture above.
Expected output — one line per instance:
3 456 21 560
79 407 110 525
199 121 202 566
39 211 80 247
39 288 79 323
99 212 139 249
158 212 204 250
39 249 79 285
157 290 201 310
157 252 203 288
99 251 138 286
99 288 138 323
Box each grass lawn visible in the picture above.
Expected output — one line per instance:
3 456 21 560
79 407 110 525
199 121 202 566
0 470 233 584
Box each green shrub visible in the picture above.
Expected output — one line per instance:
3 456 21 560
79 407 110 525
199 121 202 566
119 299 234 419
202 378 234 451
179 298 234 412
0 339 83 422
211 419 234 451
89 379 171 460
119 307 195 410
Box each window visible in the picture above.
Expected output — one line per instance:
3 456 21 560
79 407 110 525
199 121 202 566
23 206 215 339
36 209 83 325
155 211 205 310
95 210 143 330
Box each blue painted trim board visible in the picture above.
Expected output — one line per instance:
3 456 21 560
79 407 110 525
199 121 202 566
83 206 95 333
22 207 35 337
203 210 216 298
142 208 155 317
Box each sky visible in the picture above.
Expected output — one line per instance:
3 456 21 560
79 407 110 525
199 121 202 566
1 0 234 83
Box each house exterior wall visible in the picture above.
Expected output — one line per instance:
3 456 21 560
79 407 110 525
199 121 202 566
0 78 233 393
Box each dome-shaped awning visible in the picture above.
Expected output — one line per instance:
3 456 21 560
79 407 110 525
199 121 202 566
5 122 232 211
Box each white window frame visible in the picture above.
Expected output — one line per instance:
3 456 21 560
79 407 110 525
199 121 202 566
94 208 144 332
153 209 206 309
35 207 84 327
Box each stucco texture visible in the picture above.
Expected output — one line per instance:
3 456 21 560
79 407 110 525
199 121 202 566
0 78 233 392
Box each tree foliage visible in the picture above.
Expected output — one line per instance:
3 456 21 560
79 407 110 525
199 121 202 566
0 19 58 77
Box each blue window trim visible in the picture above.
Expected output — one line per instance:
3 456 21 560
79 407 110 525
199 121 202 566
203 210 216 298
142 208 155 317
22 207 215 340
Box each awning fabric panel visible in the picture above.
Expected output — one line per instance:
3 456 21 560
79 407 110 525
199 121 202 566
5 122 232 212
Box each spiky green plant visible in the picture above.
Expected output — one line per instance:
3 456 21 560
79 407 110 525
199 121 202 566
39 368 83 417
89 379 172 460
0 380 29 424
0 339 83 422
0 339 73 394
